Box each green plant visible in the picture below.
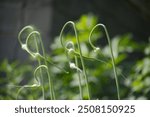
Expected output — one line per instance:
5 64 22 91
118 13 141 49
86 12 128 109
89 24 120 99
59 21 90 100
18 26 57 100
1 14 149 100
16 14 122 100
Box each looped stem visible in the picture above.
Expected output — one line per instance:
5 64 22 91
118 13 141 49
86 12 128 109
18 26 55 100
60 21 90 99
89 24 120 100
34 65 49 100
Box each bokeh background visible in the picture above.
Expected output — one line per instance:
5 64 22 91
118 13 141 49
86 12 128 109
0 0 150 99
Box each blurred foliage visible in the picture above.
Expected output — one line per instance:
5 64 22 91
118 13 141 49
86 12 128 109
0 14 150 99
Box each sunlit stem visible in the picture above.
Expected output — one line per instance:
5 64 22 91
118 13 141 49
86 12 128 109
66 41 83 99
18 27 45 99
18 26 55 100
34 65 49 100
89 24 120 100
75 56 83 99
38 34 56 100
26 31 56 100
18 26 34 45
60 21 90 100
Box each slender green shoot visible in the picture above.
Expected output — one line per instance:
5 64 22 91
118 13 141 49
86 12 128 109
65 41 83 99
59 21 90 99
18 26 55 99
89 24 120 100
34 65 49 100
16 65 48 100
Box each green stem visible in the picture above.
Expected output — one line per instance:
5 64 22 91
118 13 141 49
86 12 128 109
38 33 56 100
18 26 34 45
75 56 83 99
18 27 55 100
73 51 108 64
34 65 48 100
65 41 83 99
28 31 55 100
60 21 90 100
89 24 120 100
27 31 46 99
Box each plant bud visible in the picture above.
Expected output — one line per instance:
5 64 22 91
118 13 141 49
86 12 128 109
21 44 27 51
69 62 82 72
68 48 75 56
94 47 100 53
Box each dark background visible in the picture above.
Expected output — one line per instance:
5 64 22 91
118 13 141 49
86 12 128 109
0 0 150 60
